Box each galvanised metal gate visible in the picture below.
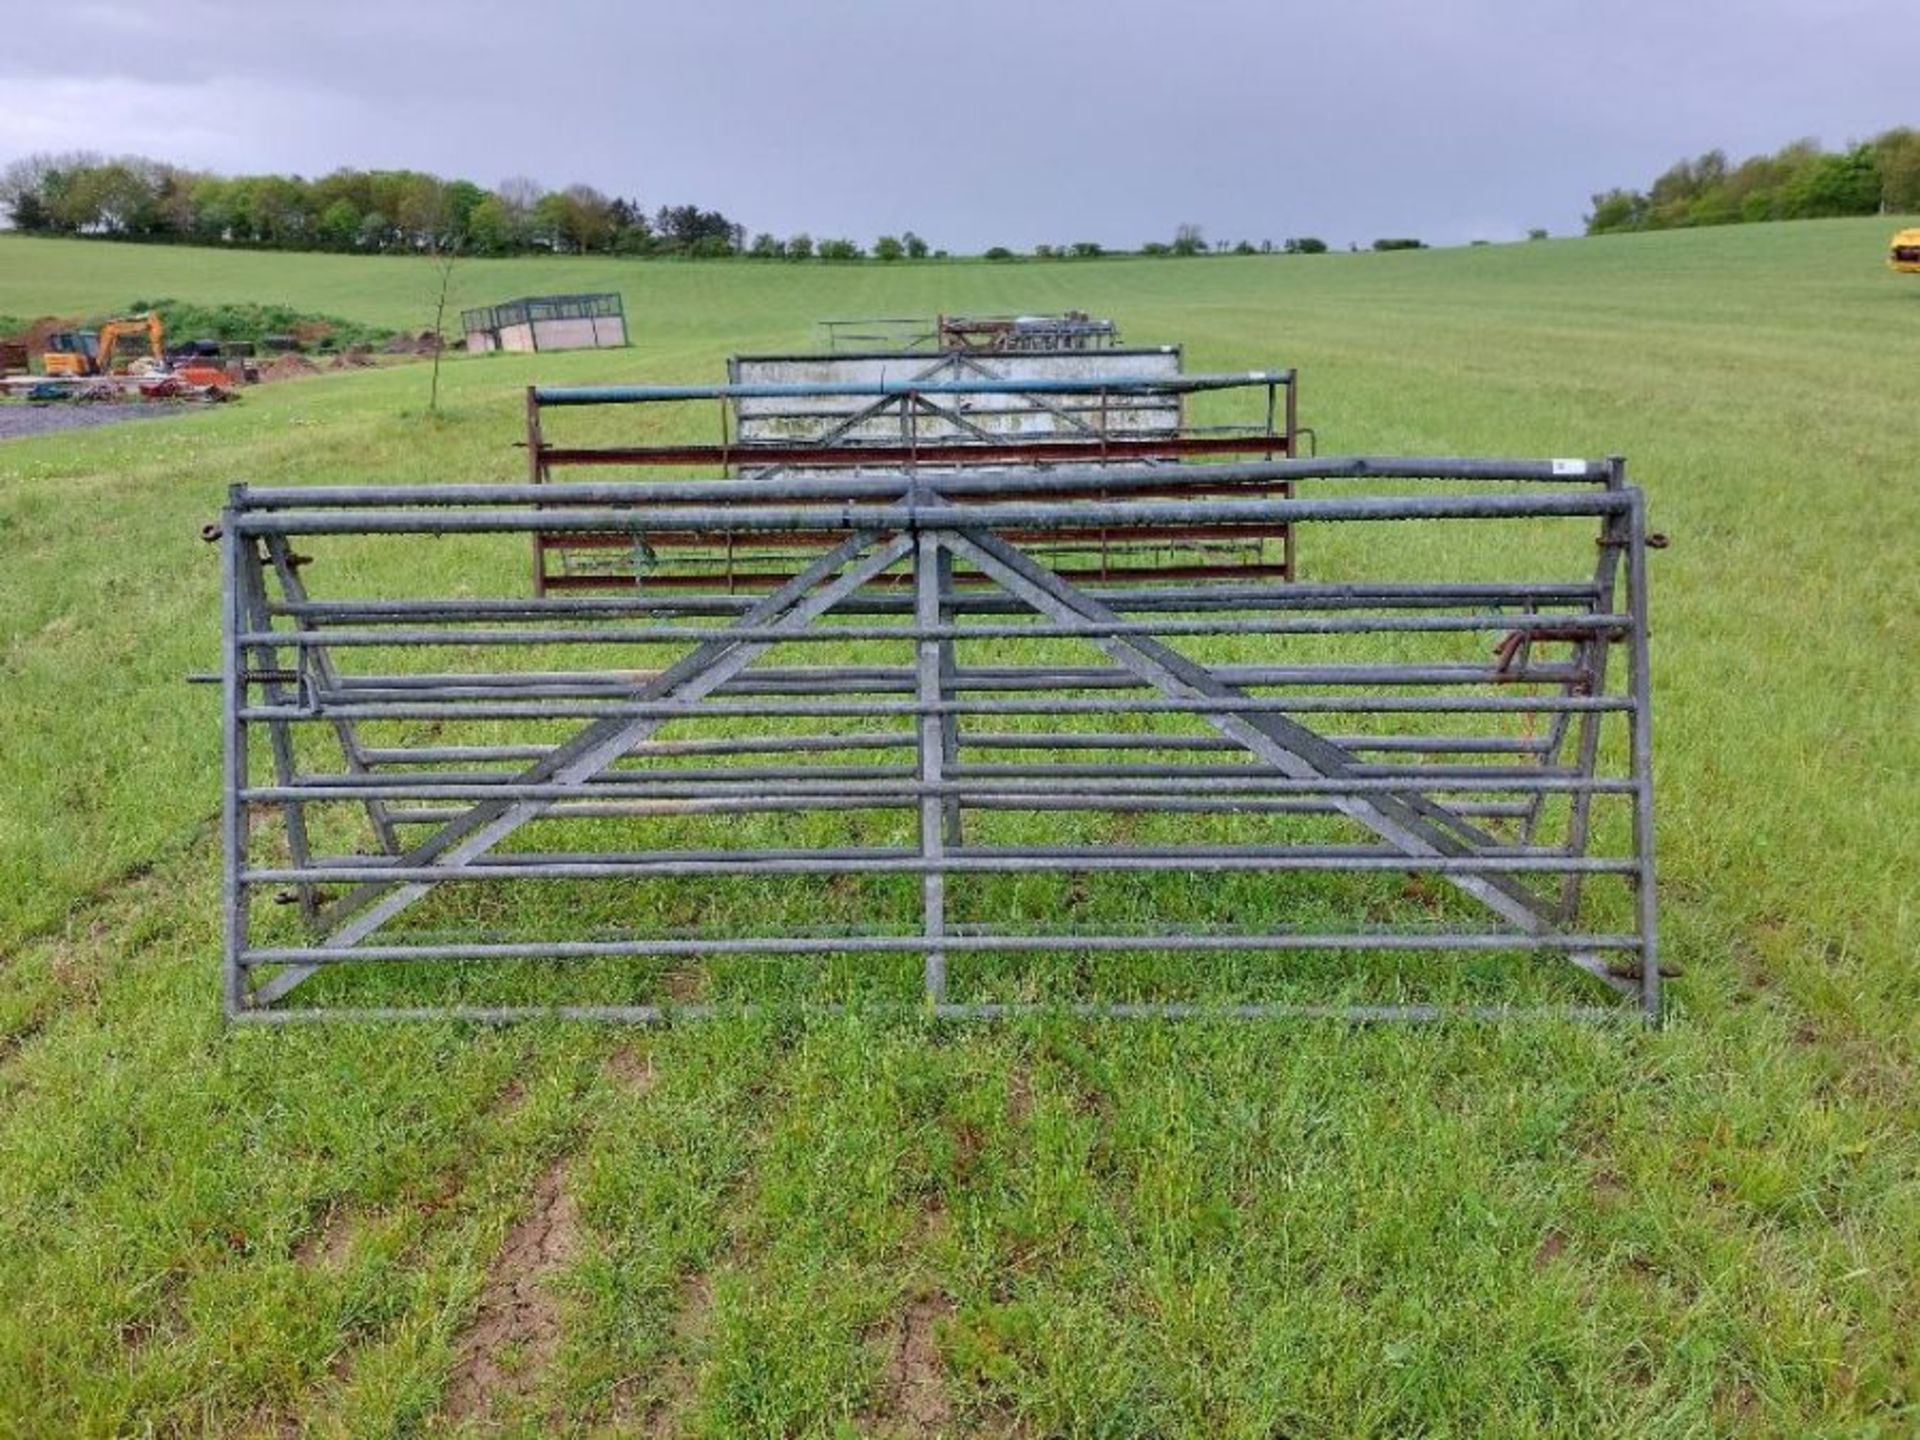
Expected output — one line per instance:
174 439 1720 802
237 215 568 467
216 457 1658 1023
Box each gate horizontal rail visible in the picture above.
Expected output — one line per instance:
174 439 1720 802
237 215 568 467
217 456 1658 1023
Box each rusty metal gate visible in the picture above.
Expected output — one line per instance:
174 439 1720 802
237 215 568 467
216 456 1658 1023
526 369 1301 593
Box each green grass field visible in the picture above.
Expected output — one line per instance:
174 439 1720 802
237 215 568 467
1 219 1916 1437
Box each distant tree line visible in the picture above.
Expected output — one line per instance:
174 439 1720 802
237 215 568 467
1587 128 1920 234
0 152 765 256
0 150 1467 260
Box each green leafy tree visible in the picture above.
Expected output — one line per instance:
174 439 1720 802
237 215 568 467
873 234 904 262
318 198 361 250
1584 188 1647 233
1874 128 1920 211
464 195 516 254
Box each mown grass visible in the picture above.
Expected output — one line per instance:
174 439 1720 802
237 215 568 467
0 219 1916 1436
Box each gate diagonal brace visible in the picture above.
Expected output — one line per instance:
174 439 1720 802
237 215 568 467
938 526 1635 999
245 531 912 1009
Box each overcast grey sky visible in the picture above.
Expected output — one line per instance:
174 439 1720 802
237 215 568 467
3 0 1913 249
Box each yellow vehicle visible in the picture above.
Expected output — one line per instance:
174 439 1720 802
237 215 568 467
40 312 165 377
1891 228 1920 275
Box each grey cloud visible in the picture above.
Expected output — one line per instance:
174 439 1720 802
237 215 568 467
3 0 1914 248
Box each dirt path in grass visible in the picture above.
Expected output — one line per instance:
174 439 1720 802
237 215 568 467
443 1157 582 1425
863 1290 957 1438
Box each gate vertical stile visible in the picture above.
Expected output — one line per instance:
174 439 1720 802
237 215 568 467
526 386 547 596
1626 479 1661 1018
220 513 251 1016
935 543 964 847
914 516 949 1005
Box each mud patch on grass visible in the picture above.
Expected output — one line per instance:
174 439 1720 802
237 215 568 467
860 1290 957 1438
294 1203 358 1270
660 967 708 1004
604 1045 657 1094
443 1158 581 1424
1006 1062 1034 1124
1534 1228 1570 1268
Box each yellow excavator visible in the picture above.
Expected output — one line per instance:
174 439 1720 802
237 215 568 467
1891 229 1920 275
38 310 233 390
41 312 166 377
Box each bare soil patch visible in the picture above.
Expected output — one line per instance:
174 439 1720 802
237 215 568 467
443 1159 581 1424
862 1291 957 1438
294 1204 358 1270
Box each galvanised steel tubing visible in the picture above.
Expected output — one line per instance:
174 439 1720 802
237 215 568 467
243 931 1641 966
248 775 1632 801
530 373 1293 404
243 613 1629 647
352 734 1553 766
291 842 1595 868
915 528 950 999
274 581 1601 617
219 519 248 1018
1557 454 1630 920
221 464 1653 1020
378 797 1538 823
232 1003 1635 1027
315 663 1590 690
311 665 1590 702
263 760 1583 788
233 492 1630 537
235 457 1612 511
959 733 1554 754
250 532 912 1010
938 525 1560 938
263 536 400 857
237 540 318 920
241 695 1633 722
247 855 1638 882
1625 487 1661 1018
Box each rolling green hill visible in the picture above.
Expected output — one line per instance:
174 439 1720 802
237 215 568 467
0 219 1916 1436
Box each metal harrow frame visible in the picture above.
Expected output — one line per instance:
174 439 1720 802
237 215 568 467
217 457 1658 1024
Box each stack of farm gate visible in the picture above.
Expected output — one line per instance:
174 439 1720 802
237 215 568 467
526 358 1303 593
216 456 1659 1023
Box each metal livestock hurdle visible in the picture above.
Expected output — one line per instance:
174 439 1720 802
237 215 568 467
526 368 1302 593
217 457 1658 1023
816 312 1122 352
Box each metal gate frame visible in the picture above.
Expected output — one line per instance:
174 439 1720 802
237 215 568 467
217 457 1658 1024
526 369 1301 594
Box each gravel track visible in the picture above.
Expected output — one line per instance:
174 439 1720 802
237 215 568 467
0 401 199 442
